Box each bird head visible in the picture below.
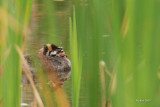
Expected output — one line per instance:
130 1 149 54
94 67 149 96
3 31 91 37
42 44 66 57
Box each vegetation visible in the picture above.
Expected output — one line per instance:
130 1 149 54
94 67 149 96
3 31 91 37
0 0 160 107
0 0 33 107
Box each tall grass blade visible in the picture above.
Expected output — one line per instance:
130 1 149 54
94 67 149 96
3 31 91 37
69 7 82 107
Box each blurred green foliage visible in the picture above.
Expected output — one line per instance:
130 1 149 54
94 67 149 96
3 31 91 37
72 0 160 107
0 0 33 107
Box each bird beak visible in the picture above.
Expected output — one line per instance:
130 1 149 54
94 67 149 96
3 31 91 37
59 51 66 57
